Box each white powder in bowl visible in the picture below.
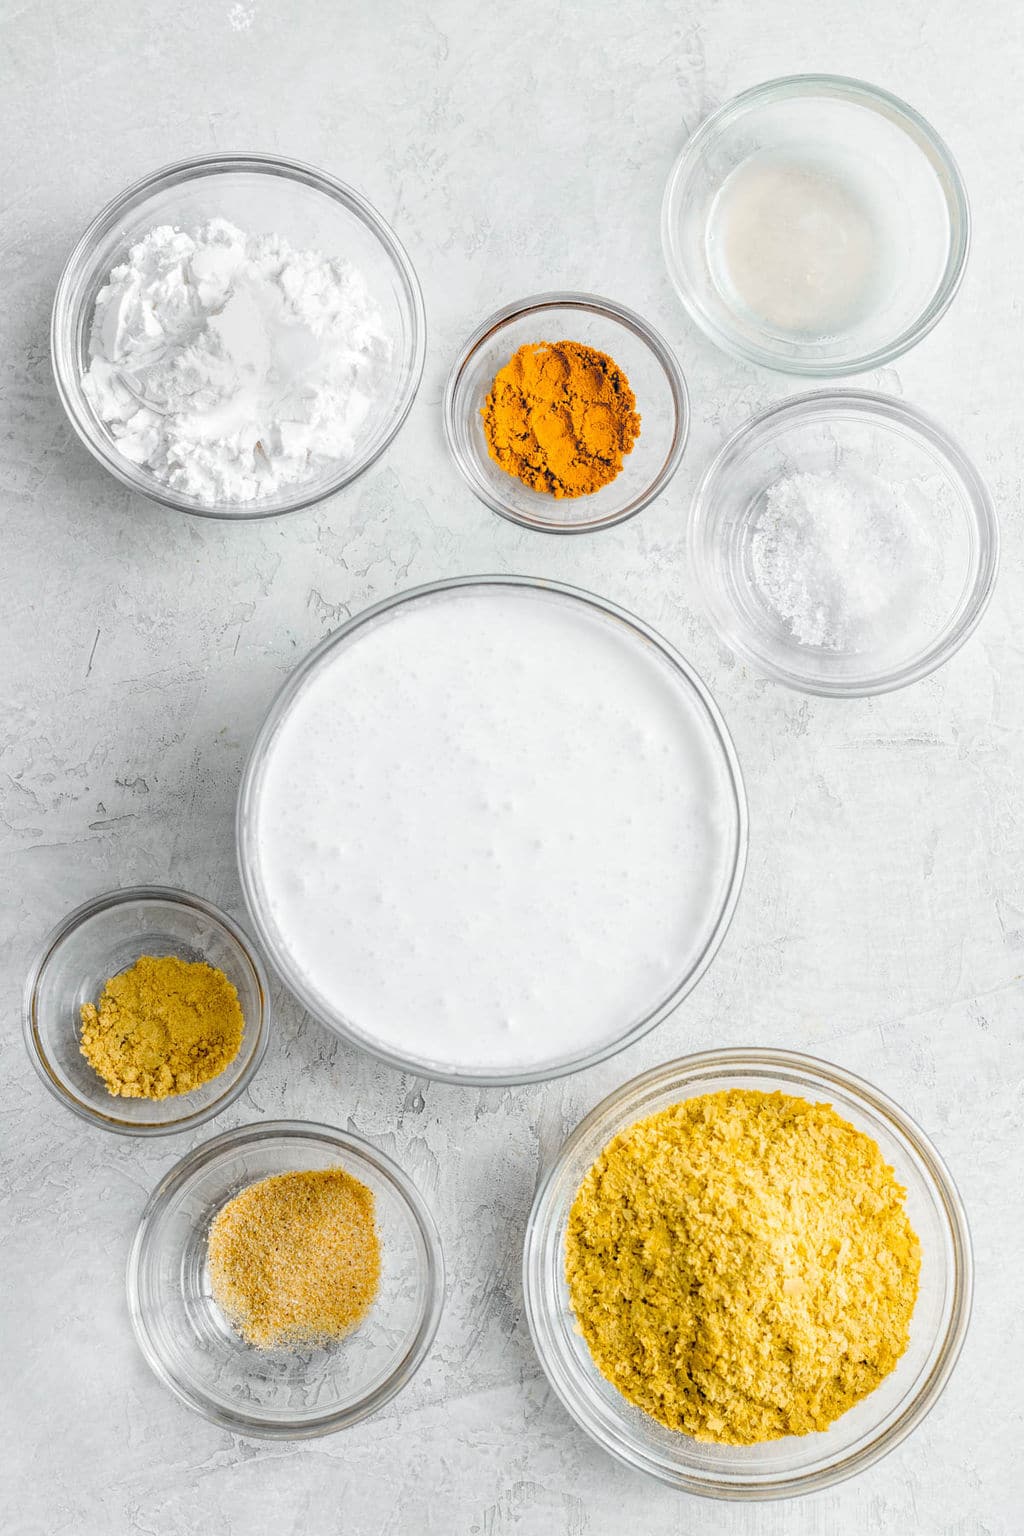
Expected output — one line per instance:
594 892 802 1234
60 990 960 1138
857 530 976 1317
83 219 392 504
750 470 943 651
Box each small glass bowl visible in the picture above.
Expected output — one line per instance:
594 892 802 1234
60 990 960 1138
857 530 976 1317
127 1120 445 1437
662 76 970 375
523 1048 973 1500
51 152 426 519
23 886 270 1135
443 293 689 533
690 390 998 696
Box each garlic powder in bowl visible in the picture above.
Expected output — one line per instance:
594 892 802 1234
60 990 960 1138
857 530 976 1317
127 1121 444 1437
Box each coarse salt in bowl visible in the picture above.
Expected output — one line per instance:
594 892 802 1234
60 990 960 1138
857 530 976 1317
523 1048 973 1500
51 153 425 519
689 390 998 696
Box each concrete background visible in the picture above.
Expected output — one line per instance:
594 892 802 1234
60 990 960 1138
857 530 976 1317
2 1 1020 1531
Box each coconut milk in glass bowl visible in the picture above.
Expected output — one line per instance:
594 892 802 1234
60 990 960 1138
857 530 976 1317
237 577 747 1084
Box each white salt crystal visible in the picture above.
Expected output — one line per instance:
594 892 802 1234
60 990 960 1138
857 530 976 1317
750 470 941 652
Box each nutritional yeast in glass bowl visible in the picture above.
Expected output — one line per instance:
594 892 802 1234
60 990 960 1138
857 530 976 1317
523 1049 973 1500
662 76 970 375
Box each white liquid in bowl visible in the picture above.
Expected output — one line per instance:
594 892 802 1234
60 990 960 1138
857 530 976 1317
249 584 740 1077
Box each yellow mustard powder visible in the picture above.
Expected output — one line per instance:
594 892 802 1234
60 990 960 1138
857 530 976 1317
565 1089 921 1444
207 1168 381 1350
79 953 244 1099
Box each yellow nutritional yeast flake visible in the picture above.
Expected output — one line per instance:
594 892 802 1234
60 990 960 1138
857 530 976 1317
207 1168 381 1350
566 1089 921 1445
79 953 244 1099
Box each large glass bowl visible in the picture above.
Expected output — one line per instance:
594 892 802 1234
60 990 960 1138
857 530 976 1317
51 153 425 518
23 886 270 1136
662 76 970 376
689 390 998 696
236 576 748 1085
523 1048 973 1500
127 1120 445 1437
443 294 689 533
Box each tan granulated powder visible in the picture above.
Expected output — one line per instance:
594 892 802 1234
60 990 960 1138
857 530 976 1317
207 1168 381 1350
79 954 244 1099
566 1089 921 1445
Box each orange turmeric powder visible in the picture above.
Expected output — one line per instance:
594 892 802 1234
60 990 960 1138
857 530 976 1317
482 340 641 498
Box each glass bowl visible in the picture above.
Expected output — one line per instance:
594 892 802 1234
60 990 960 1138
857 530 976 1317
443 294 689 532
237 576 747 1085
23 886 270 1135
51 152 426 519
127 1120 444 1437
523 1047 972 1500
690 390 998 696
662 76 970 375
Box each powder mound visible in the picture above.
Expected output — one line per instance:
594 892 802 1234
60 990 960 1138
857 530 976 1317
207 1168 381 1350
83 218 392 504
79 954 244 1099
482 340 640 498
566 1089 921 1445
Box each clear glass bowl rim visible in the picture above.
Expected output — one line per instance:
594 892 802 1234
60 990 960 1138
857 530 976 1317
236 574 748 1084
522 1045 974 1500
689 388 999 697
661 73 972 377
441 291 691 533
50 150 427 520
22 884 272 1136
126 1117 446 1438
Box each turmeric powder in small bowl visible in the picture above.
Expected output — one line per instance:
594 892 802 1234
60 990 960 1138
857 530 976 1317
444 293 689 533
482 340 641 499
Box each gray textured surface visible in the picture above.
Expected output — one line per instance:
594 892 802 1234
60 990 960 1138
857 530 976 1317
2 1 1021 1532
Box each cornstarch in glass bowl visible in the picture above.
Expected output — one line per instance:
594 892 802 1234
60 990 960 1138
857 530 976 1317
83 218 391 504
